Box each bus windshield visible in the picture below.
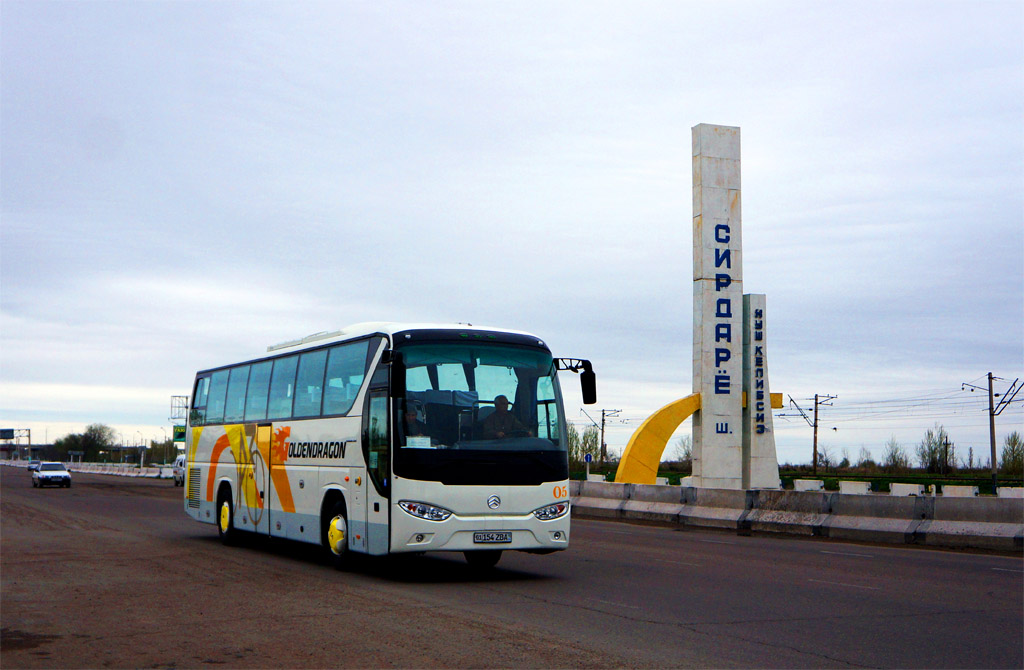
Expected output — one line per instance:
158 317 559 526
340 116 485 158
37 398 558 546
393 342 568 485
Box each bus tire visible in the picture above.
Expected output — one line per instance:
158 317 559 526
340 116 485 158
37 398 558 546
217 487 236 546
464 550 502 569
324 501 350 571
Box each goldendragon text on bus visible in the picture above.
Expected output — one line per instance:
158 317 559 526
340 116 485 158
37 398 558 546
182 323 596 569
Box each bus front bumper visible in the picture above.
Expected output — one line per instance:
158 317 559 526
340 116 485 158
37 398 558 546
391 508 570 553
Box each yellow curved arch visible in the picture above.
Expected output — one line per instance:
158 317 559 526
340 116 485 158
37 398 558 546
614 394 701 484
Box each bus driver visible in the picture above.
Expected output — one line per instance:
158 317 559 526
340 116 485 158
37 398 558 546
482 395 532 439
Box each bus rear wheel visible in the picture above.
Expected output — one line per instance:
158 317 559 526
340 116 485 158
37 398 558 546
464 550 502 569
324 501 350 571
217 489 236 546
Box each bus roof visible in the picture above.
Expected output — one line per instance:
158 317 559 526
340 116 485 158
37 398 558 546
265 322 545 354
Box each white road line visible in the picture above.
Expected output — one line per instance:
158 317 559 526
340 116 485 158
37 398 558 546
587 598 640 609
696 538 734 545
651 559 702 567
808 578 880 591
991 567 1024 574
821 550 874 558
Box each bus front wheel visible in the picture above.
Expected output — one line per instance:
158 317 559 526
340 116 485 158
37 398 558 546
324 501 350 570
464 550 502 569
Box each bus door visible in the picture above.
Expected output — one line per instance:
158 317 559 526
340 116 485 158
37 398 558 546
362 386 391 555
251 423 273 535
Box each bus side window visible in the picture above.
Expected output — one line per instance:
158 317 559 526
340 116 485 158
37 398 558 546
293 349 328 418
224 365 250 423
205 370 230 424
191 376 211 426
267 355 298 420
323 340 370 416
244 361 273 422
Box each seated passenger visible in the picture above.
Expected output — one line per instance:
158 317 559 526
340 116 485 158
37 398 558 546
481 395 532 439
403 405 429 437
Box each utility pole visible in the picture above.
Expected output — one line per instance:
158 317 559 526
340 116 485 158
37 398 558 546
988 372 997 489
964 374 1021 492
942 435 952 475
812 395 820 475
788 394 835 475
600 409 621 466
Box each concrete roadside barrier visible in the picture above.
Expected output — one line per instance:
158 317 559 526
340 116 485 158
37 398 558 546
793 479 824 492
919 496 1024 551
619 483 685 524
743 490 831 536
574 481 629 519
678 487 748 531
586 474 606 482
942 485 979 498
571 480 1023 551
839 481 871 495
891 483 925 496
998 487 1024 499
822 494 926 545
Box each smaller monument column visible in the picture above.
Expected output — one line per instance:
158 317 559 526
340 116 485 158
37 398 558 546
742 294 781 489
692 124 744 489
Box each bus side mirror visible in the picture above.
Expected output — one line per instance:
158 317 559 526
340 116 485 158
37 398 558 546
581 367 597 405
556 358 597 405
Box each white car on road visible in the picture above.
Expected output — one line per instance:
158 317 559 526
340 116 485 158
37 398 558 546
33 462 71 488
173 454 186 487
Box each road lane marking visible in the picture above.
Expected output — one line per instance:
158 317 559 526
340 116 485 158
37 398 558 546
821 550 874 558
696 538 734 545
808 578 880 591
651 559 702 568
992 568 1023 573
587 598 640 609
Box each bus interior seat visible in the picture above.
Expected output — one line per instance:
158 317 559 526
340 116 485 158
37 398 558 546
424 403 460 445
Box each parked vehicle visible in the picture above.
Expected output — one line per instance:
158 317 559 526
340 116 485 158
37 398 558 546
33 462 71 488
27 460 41 472
173 454 186 487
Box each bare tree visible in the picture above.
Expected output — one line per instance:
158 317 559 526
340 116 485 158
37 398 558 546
857 447 876 468
917 423 954 474
818 444 834 471
1001 431 1023 476
673 434 692 464
882 436 910 472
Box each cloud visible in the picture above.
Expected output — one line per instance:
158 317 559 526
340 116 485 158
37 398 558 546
1 1 1021 463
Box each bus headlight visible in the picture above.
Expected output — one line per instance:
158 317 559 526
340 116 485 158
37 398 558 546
398 500 453 522
532 501 570 521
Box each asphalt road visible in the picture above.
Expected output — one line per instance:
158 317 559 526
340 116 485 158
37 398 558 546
2 465 1021 668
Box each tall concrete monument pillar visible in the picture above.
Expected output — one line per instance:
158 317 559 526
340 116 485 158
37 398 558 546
692 124 743 489
614 122 780 490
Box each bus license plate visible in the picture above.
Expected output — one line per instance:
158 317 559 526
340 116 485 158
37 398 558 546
473 531 511 544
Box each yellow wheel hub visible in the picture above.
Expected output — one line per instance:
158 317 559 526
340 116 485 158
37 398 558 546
328 516 346 555
219 501 230 533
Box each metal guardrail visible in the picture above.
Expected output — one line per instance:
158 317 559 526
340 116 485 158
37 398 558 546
1 460 174 479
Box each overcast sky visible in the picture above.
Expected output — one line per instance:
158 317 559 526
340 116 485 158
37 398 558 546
2 1 1021 464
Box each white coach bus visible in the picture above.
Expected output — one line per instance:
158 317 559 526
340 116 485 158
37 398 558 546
183 323 596 568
